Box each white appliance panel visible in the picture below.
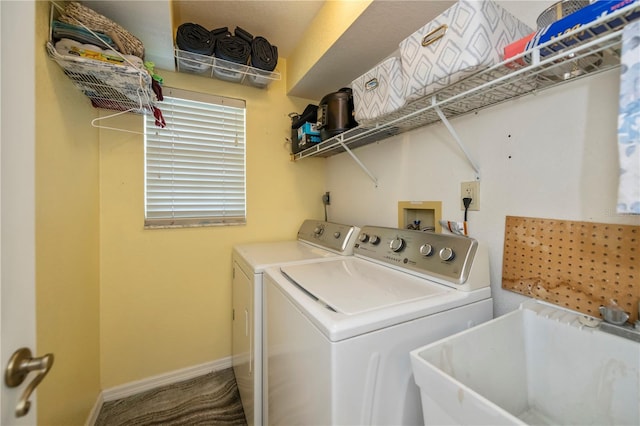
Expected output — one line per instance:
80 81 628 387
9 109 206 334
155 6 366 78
232 246 340 426
231 220 360 426
265 279 332 426
234 240 338 273
265 272 493 426
280 258 450 315
264 225 493 426
268 261 490 342
231 264 254 423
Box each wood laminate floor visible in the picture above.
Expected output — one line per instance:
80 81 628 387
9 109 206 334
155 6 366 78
95 368 247 426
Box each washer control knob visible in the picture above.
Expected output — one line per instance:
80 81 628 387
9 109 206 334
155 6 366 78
419 244 434 257
314 226 324 236
370 235 381 245
359 233 369 243
390 237 405 252
439 247 455 261
333 231 341 239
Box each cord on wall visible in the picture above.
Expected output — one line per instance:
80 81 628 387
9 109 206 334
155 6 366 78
322 192 330 221
463 197 472 222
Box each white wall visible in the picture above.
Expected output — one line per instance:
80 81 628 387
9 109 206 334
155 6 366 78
325 66 640 317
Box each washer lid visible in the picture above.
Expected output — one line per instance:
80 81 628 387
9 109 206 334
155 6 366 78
280 258 450 315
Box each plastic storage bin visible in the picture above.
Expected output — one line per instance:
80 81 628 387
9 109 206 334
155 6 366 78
399 0 532 102
176 49 214 74
248 69 272 88
212 57 246 83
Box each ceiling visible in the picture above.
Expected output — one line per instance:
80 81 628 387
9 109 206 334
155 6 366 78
84 1 547 101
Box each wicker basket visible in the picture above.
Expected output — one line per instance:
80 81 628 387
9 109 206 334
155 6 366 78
58 2 144 58
536 0 601 81
536 0 591 28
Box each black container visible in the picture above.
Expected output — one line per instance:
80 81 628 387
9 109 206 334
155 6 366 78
290 104 318 154
317 88 358 141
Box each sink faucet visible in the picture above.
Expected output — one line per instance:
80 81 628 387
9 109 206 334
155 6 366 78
598 303 640 343
599 304 629 325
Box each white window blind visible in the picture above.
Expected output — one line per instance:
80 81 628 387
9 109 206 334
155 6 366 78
144 87 246 228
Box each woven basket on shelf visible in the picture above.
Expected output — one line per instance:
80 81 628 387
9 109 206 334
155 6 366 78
536 0 590 28
58 1 144 58
535 0 602 80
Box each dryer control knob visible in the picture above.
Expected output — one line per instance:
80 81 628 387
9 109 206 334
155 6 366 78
390 237 405 252
359 233 369 243
314 226 324 236
439 247 455 261
333 231 341 239
370 235 380 245
420 244 433 257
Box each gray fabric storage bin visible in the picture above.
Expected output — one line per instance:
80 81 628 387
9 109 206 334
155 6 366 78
400 0 532 102
351 56 406 123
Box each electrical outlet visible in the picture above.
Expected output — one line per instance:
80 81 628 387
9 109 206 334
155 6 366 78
460 181 480 211
322 191 330 206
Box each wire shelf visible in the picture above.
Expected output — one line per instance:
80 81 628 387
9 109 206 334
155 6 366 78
46 0 158 116
46 42 157 114
293 3 639 160
174 48 281 89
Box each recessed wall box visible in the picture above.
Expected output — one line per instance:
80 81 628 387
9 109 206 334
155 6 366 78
398 201 442 233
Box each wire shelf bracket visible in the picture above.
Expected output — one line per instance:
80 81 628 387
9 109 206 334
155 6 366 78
432 96 480 181
338 140 378 187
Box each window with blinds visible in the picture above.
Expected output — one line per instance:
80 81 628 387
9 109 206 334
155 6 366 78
144 87 246 228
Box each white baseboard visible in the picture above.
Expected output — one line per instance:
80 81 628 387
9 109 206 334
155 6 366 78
103 357 233 402
86 357 233 425
85 392 103 426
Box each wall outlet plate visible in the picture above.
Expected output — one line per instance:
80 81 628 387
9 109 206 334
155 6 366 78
461 181 480 211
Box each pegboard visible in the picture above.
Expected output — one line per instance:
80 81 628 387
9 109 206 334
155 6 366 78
502 216 639 323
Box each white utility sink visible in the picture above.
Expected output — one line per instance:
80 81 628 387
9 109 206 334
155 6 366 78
410 300 639 425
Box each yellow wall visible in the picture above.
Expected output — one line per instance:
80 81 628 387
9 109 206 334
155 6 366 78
286 0 372 92
99 66 326 387
34 1 102 424
33 1 326 422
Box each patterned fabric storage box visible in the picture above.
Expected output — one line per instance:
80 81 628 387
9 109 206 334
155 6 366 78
399 0 532 102
351 56 406 123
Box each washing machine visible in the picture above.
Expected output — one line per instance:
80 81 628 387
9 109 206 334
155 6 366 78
264 225 493 425
231 219 360 426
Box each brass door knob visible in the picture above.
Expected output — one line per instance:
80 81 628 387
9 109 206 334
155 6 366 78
5 347 54 417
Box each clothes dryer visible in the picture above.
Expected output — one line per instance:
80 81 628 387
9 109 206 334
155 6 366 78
264 225 493 425
231 220 359 426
